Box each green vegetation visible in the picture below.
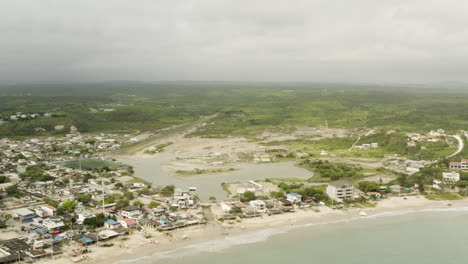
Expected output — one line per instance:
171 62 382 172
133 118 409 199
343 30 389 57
425 192 463 201
59 200 77 213
43 197 59 208
391 167 443 191
6 185 22 198
301 160 364 182
20 164 55 182
239 191 256 202
64 159 124 170
277 182 328 201
175 168 236 175
267 178 308 183
148 201 161 208
264 131 456 160
221 182 232 195
83 213 108 228
357 181 381 192
144 142 174 154
0 176 10 184
159 185 175 197
2 83 468 139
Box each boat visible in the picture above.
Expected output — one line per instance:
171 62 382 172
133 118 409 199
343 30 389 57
359 211 367 216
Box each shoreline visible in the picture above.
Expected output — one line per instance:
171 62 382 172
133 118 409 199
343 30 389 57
39 196 468 264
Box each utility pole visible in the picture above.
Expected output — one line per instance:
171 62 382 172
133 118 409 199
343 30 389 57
102 180 105 214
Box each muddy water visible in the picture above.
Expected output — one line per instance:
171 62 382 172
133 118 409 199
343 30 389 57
121 153 314 201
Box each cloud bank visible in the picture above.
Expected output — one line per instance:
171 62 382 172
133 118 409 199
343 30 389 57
1 0 468 83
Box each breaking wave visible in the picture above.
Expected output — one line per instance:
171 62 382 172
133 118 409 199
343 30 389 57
114 205 468 264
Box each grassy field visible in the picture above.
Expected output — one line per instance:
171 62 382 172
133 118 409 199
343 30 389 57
425 192 463 201
63 159 126 170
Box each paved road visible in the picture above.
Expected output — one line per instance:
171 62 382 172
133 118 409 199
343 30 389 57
447 135 464 158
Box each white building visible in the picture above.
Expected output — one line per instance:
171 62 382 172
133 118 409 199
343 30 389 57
326 181 354 202
40 204 57 217
42 218 65 230
249 200 266 213
442 171 460 184
286 192 302 203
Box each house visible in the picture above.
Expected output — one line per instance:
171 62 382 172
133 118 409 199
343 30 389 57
104 219 120 229
42 218 65 230
286 192 302 203
326 181 354 202
13 208 36 222
118 218 138 228
40 204 57 216
449 160 468 170
442 171 460 184
120 206 143 219
98 230 119 240
220 202 235 212
249 200 266 213
77 212 96 224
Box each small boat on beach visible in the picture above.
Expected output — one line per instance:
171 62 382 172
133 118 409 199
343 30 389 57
359 211 367 217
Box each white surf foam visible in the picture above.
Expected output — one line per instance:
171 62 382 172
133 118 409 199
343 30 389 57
114 205 468 264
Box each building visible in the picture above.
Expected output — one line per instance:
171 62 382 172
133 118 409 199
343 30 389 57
42 218 65 230
40 204 57 217
286 192 302 203
120 206 143 219
249 200 266 213
13 208 36 222
104 219 120 229
326 181 354 202
118 218 137 228
449 159 468 170
442 171 460 184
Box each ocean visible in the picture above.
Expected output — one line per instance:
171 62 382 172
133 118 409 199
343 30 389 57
117 207 468 264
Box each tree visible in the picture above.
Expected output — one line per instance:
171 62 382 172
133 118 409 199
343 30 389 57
208 196 217 201
240 191 256 202
301 187 328 201
83 213 106 228
20 164 55 182
357 181 380 193
43 197 59 208
116 200 129 210
160 185 175 197
133 200 144 208
123 191 134 200
75 194 92 204
270 191 285 199
60 201 77 213
0 176 10 184
229 206 243 214
148 201 160 208
139 188 151 195
6 185 22 198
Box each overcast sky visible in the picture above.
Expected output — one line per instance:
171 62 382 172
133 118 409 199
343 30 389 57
1 0 468 84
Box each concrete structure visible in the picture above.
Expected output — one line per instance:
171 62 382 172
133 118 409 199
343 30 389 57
249 200 266 213
326 181 354 202
40 204 57 216
286 192 302 203
449 159 468 170
104 219 120 229
442 171 460 184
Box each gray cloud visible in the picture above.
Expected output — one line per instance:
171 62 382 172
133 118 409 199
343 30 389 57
1 0 468 83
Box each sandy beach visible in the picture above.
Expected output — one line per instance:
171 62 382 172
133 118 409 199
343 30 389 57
38 196 468 264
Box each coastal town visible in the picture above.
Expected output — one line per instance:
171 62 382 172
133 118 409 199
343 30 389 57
1 125 468 264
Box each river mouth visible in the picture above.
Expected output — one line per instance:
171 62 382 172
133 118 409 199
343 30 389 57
118 153 314 201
